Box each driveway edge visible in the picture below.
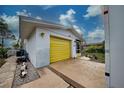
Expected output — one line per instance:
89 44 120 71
48 66 85 88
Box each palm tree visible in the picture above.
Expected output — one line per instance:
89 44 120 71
0 17 16 58
0 18 8 47
0 17 15 48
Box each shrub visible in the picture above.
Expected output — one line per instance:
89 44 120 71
84 45 104 53
0 58 6 67
0 48 8 58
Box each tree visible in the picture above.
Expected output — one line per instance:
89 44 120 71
0 17 16 58
0 17 15 48
12 41 20 49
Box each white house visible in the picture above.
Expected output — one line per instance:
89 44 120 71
19 16 83 68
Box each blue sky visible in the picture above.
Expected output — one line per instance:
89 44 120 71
0 5 104 47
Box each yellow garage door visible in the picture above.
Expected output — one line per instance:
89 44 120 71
50 36 71 63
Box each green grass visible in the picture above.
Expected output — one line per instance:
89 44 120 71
84 53 105 63
0 58 6 68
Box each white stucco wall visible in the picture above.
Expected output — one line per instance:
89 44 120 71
104 6 110 87
24 31 37 67
106 6 124 88
25 27 80 68
35 28 50 68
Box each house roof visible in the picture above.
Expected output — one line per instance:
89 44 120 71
19 16 83 41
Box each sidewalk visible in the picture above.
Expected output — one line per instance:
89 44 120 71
0 56 17 88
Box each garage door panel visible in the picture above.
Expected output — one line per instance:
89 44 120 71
50 36 71 63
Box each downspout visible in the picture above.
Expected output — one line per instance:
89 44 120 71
19 16 23 49
80 34 83 56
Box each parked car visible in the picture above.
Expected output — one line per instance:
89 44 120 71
16 49 29 64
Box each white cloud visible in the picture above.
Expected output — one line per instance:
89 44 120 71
16 9 42 20
0 9 43 47
73 25 84 35
1 9 33 31
1 10 33 32
1 13 19 32
35 16 42 20
86 27 104 44
1 14 19 47
41 5 56 10
83 5 102 18
1 10 32 32
16 9 31 17
59 9 84 35
59 9 76 26
1 9 42 31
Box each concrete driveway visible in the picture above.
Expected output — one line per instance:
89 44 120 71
19 67 70 88
49 58 106 88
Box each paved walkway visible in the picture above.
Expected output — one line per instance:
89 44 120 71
0 56 70 88
19 67 69 88
0 56 17 88
49 58 106 88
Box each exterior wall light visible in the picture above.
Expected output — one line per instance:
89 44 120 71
40 32 45 38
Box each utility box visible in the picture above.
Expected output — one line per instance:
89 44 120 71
104 6 124 88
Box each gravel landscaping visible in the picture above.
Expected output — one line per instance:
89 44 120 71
12 61 40 88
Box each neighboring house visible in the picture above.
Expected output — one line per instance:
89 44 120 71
19 16 83 68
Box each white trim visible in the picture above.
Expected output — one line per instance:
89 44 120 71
20 16 83 41
50 33 72 41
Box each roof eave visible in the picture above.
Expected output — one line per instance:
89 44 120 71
19 15 83 41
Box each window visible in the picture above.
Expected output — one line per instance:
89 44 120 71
76 39 81 53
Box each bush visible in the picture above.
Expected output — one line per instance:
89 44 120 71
84 45 104 53
83 43 105 63
0 48 8 58
84 53 105 63
0 58 6 67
